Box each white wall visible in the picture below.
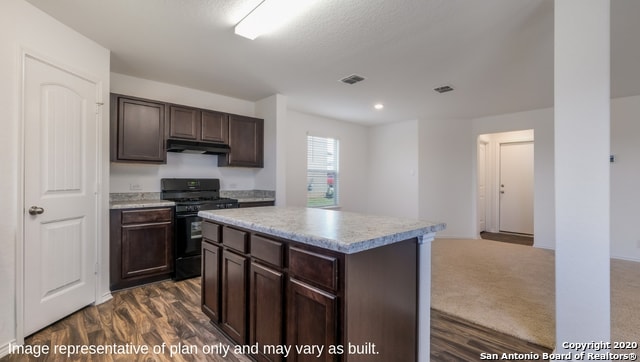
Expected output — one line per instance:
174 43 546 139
367 120 420 218
255 94 286 194
472 108 556 249
284 110 369 212
611 95 640 261
110 73 267 192
0 0 110 354
418 118 475 238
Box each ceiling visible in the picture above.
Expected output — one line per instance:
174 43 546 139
25 0 640 125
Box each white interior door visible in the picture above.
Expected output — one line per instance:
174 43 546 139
499 141 534 235
24 55 98 335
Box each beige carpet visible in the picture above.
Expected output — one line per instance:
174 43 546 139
431 238 640 349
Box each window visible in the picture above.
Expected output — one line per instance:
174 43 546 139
307 135 339 208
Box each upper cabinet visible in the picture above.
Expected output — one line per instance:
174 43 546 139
167 105 199 140
219 115 264 168
110 94 166 164
167 106 229 144
110 93 263 168
202 110 230 143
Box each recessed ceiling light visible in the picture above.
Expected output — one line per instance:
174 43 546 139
374 104 384 110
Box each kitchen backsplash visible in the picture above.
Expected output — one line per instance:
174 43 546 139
110 192 161 202
110 190 275 202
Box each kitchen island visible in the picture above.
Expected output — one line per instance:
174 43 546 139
199 206 445 362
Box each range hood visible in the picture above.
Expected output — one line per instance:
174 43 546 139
166 139 231 155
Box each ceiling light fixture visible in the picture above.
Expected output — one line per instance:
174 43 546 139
374 103 384 110
235 0 316 40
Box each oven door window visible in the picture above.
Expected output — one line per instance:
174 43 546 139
191 220 202 239
176 215 203 257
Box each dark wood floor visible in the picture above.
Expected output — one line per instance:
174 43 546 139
480 231 534 246
2 278 551 362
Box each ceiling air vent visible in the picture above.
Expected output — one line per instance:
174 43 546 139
434 85 454 93
340 74 366 85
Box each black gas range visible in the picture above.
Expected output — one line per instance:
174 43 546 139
161 178 238 280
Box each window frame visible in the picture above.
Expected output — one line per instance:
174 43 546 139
306 135 339 208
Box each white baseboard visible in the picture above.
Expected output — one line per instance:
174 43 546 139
0 339 17 359
611 254 640 263
96 291 113 305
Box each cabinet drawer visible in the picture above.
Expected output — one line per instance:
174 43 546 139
202 221 221 243
121 208 172 224
289 247 338 292
223 227 249 253
251 235 284 268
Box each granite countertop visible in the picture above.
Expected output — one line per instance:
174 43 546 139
109 199 175 209
199 206 446 254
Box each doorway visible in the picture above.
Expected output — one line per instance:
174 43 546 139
22 54 100 335
477 130 534 239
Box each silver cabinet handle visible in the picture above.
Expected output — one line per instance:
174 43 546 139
28 206 45 215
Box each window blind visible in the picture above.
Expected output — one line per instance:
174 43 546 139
307 135 339 207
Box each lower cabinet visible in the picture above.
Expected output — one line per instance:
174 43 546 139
202 241 221 322
221 249 249 344
250 262 285 362
110 207 174 290
202 221 418 361
287 278 337 362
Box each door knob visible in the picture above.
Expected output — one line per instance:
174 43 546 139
28 206 45 215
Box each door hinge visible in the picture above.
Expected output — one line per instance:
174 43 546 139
95 262 99 275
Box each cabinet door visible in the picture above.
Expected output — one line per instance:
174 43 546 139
220 115 264 167
221 249 248 344
168 105 199 140
250 262 284 362
202 241 221 322
112 95 166 163
201 110 229 143
121 222 173 279
287 278 337 362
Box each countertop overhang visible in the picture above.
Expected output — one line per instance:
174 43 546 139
199 206 446 254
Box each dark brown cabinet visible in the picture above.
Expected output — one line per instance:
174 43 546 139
221 249 248 344
250 235 285 362
110 207 174 290
202 240 221 322
287 279 337 362
110 93 263 167
202 110 230 143
250 263 284 362
219 115 264 168
202 220 420 361
167 105 229 144
111 94 166 163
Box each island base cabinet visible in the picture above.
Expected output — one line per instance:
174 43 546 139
201 241 221 322
287 278 337 362
343 239 418 362
221 249 248 345
201 220 420 362
250 262 284 362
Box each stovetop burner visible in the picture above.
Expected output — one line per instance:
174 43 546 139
160 178 238 214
